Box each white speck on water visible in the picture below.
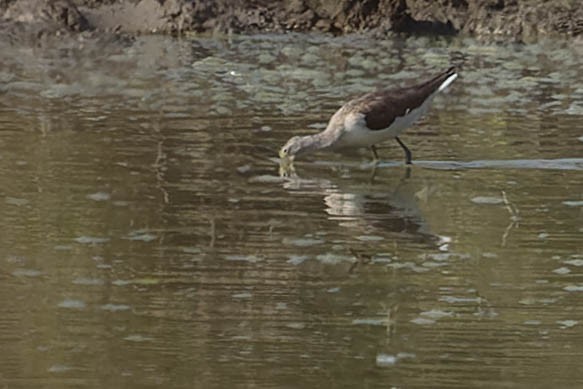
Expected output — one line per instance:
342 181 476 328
287 255 308 265
372 256 391 264
307 122 326 129
74 236 109 244
563 200 583 207
286 322 305 330
376 352 417 367
375 353 397 367
327 287 341 293
564 259 583 267
440 296 482 304
356 235 384 242
54 245 73 251
213 106 232 115
566 103 583 115
58 299 86 309
126 230 157 242
411 317 436 325
248 175 286 183
471 196 504 205
420 309 454 320
438 243 450 252
538 232 549 239
352 318 386 326
225 254 263 263
564 285 583 292
396 352 416 360
48 364 72 373
411 265 430 273
101 304 131 312
283 237 324 247
72 277 104 285
12 268 42 277
422 261 447 268
557 320 578 329
5 197 29 206
523 320 542 325
518 297 537 305
124 334 153 342
427 253 454 262
387 261 416 270
86 192 110 201
232 292 252 299
552 267 571 275
316 253 353 264
182 247 201 254
236 164 252 173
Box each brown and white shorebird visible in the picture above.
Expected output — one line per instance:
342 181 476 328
279 66 458 164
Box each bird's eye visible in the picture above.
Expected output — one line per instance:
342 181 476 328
283 148 288 154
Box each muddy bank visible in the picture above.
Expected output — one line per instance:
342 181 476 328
1 0 582 41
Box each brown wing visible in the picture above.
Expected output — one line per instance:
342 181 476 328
357 66 456 131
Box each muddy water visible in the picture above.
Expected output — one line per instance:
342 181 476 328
1 33 582 388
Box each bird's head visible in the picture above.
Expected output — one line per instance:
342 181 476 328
279 136 303 160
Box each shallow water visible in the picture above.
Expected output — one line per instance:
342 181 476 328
1 33 582 388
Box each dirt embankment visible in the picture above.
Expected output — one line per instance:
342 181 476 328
1 0 582 40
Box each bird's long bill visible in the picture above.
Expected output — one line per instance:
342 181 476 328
278 157 296 178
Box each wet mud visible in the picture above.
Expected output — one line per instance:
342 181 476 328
1 0 582 42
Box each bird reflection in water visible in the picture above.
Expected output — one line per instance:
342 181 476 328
279 165 451 267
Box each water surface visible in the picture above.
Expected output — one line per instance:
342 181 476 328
1 33 582 388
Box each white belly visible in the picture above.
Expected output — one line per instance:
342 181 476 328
334 97 433 149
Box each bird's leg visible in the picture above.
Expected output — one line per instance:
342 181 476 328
395 137 412 165
370 145 380 162
368 163 379 184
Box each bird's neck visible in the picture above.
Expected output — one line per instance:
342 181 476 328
297 132 335 155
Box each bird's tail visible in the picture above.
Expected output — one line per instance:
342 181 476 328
437 66 458 92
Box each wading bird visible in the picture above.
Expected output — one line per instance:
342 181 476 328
279 67 458 165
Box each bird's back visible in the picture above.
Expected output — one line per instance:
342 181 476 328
353 66 457 131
